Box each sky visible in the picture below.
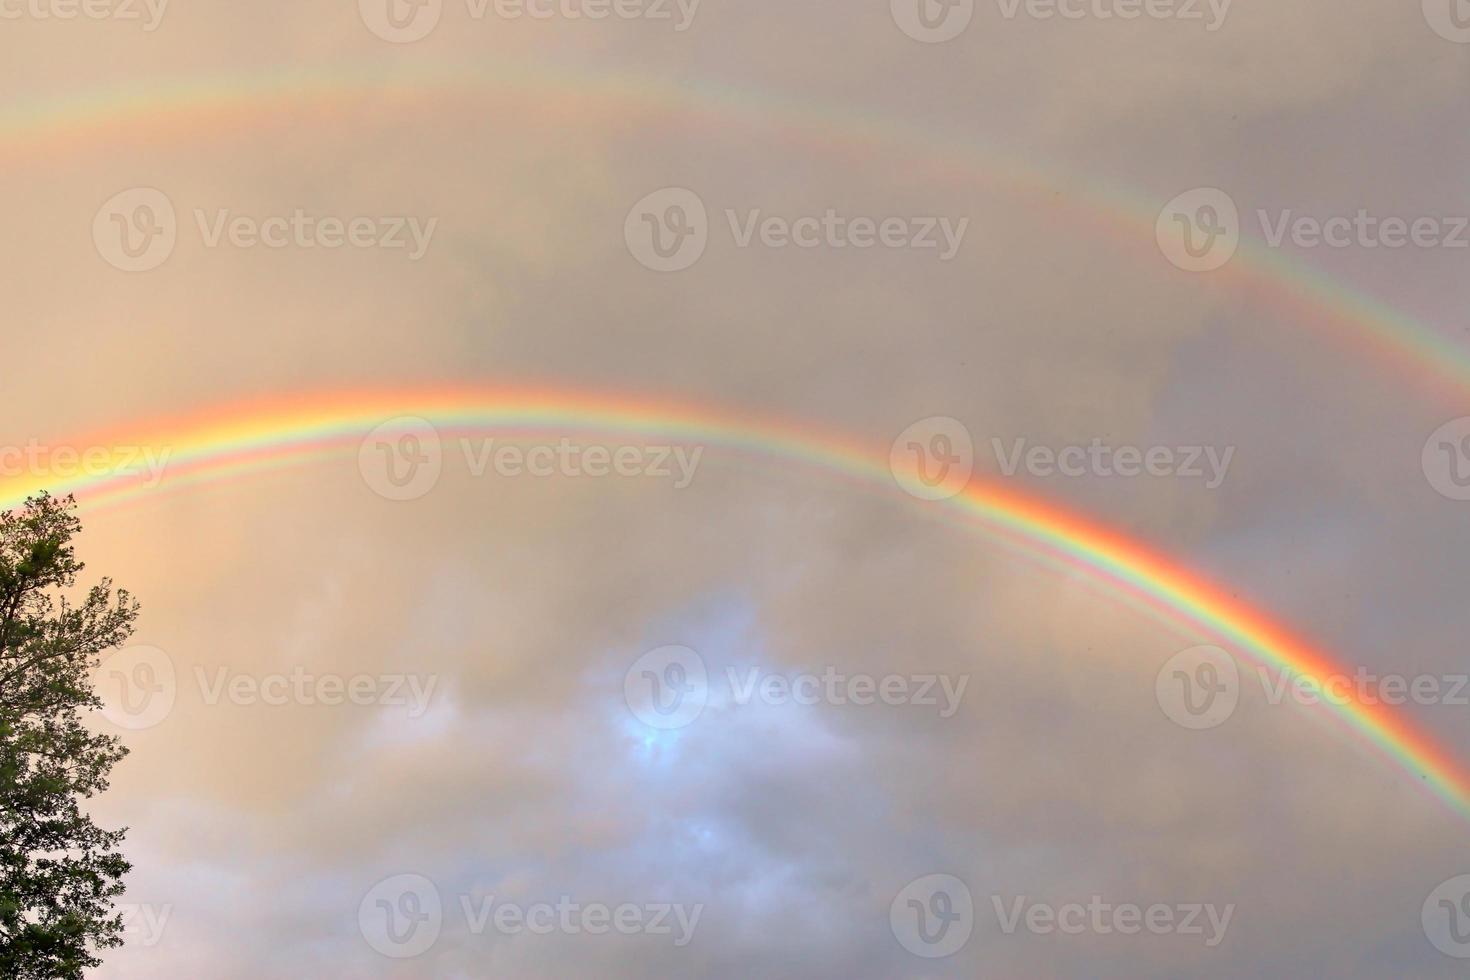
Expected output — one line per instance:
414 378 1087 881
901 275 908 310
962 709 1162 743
4 0 1470 976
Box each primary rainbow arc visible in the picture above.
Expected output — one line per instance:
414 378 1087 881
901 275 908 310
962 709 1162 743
4 385 1468 821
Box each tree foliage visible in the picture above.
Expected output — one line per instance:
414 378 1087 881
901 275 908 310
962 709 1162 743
0 494 138 978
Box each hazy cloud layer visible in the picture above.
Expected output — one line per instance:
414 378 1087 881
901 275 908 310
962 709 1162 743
4 0 1469 975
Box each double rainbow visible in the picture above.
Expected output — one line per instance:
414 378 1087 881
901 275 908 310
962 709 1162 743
5 385 1468 820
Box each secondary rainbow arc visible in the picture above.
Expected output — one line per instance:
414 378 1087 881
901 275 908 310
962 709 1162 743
5 59 1469 394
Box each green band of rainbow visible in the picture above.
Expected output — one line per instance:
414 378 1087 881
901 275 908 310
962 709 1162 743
5 385 1467 820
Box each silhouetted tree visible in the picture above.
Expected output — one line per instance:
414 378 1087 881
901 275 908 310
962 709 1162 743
0 494 138 978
